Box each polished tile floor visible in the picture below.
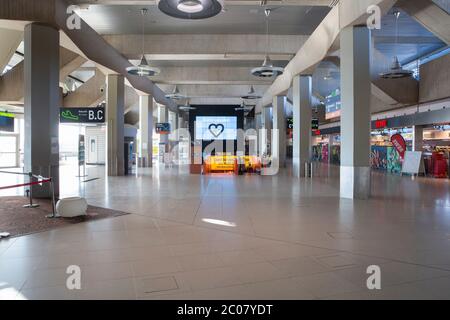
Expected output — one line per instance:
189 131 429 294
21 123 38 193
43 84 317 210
1 163 450 300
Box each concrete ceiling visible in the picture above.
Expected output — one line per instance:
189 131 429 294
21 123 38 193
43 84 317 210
373 8 446 65
74 4 331 35
307 6 447 102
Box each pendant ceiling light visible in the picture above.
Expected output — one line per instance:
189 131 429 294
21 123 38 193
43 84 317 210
251 9 284 78
235 101 255 112
241 85 262 100
158 0 223 20
165 85 186 100
126 9 161 77
323 71 334 81
380 10 413 79
179 100 196 111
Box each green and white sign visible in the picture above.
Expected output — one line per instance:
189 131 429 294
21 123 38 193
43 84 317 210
60 108 105 123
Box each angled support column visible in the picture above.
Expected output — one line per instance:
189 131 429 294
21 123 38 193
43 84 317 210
272 96 286 168
106 74 125 176
292 75 312 178
139 95 153 168
340 26 372 199
24 23 60 198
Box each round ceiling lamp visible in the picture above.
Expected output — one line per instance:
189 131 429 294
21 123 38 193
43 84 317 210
126 9 161 77
380 10 413 79
235 101 255 112
380 56 414 79
241 85 262 100
251 8 284 78
165 85 186 100
158 0 223 19
179 100 196 111
251 55 284 78
127 56 161 77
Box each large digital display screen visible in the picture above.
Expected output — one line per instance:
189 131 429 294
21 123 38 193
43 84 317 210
0 112 15 132
325 89 341 120
195 116 237 140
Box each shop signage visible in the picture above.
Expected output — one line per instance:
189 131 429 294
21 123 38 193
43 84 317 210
60 108 105 123
312 118 319 131
286 118 319 131
156 123 171 134
391 133 407 160
287 118 293 130
375 119 388 129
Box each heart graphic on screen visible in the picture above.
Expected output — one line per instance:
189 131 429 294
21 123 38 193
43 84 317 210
208 124 225 138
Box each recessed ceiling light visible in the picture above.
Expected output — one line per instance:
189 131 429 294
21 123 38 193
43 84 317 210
177 0 204 13
158 0 223 19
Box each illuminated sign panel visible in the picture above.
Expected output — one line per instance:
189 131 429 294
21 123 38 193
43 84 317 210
375 119 388 129
0 111 15 132
195 116 237 140
156 123 171 134
60 108 105 123
325 89 341 120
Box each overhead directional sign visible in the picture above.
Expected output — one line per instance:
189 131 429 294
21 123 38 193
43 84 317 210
60 108 105 123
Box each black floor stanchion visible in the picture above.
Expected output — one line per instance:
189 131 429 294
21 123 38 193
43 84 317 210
0 169 57 222
45 177 59 219
23 172 40 209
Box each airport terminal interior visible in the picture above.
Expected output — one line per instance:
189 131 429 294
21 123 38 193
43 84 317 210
0 0 450 301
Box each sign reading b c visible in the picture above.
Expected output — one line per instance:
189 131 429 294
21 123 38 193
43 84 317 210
60 108 105 124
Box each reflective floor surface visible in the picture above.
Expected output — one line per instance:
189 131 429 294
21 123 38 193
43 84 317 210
1 163 450 300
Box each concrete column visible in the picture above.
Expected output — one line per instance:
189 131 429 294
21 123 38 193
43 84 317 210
340 26 372 199
292 75 312 178
178 113 184 129
158 105 169 146
255 113 262 156
106 74 125 176
24 23 60 198
260 107 272 156
139 95 153 167
413 125 424 152
158 105 168 123
272 96 286 168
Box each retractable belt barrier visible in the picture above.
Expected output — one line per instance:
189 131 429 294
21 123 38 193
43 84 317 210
0 179 52 190
0 170 58 239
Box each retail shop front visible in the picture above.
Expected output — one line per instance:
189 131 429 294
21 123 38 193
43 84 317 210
313 108 450 178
